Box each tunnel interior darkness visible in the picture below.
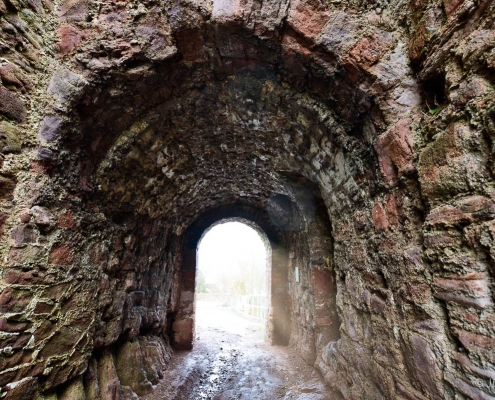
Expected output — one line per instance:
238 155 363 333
1 0 495 399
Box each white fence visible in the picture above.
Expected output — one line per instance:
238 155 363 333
230 295 268 322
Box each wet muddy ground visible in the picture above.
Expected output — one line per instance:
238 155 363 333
143 301 337 400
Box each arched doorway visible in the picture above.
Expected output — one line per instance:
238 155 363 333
171 205 291 350
195 220 270 341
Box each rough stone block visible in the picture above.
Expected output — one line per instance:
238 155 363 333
287 0 331 40
3 377 38 400
39 326 82 359
172 318 193 349
317 11 358 56
98 350 123 400
0 121 21 153
115 340 152 396
443 0 465 18
59 0 90 22
10 224 38 246
47 68 88 105
0 176 16 201
349 29 394 69
58 377 86 400
409 333 443 397
0 287 31 313
38 115 63 143
453 329 495 361
372 202 389 231
374 118 414 186
30 206 53 226
0 86 25 122
49 244 74 265
135 8 177 62
57 23 84 54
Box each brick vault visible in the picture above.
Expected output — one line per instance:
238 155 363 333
0 0 494 398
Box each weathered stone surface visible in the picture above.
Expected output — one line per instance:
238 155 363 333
48 244 73 265
374 118 414 186
58 377 86 400
0 86 25 122
38 115 63 143
3 377 38 400
115 339 152 396
0 121 21 153
0 0 494 399
0 176 16 200
57 24 84 55
59 0 90 22
409 334 444 397
47 68 88 104
98 350 123 400
30 205 53 226
134 8 176 61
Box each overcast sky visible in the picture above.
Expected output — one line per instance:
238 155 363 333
197 222 267 287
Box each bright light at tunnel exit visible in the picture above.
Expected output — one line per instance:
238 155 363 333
197 222 267 295
195 222 269 339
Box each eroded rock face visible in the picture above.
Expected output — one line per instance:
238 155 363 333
0 0 494 398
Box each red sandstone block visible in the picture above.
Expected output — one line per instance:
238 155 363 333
349 30 394 68
0 287 31 313
434 277 489 297
57 23 84 54
0 318 28 333
372 202 388 231
426 196 495 227
453 352 495 380
409 21 427 63
312 267 333 297
3 376 38 400
316 317 333 325
287 0 331 41
0 63 32 92
374 119 414 186
34 301 54 314
434 291 492 309
408 282 432 304
49 244 74 265
443 0 465 19
58 210 75 229
385 194 404 229
3 268 36 285
454 328 495 356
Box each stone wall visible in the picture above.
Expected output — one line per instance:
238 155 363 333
0 0 494 399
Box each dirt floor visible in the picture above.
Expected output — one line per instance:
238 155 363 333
143 301 338 400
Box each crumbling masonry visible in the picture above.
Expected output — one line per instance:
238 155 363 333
0 0 495 398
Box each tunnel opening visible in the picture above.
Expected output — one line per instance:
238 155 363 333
194 220 270 344
4 1 495 398
172 204 292 349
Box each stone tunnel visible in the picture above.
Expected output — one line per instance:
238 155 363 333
0 0 494 398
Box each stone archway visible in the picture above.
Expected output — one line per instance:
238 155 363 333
172 204 292 349
0 0 494 398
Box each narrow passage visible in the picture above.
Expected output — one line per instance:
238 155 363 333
143 300 335 400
